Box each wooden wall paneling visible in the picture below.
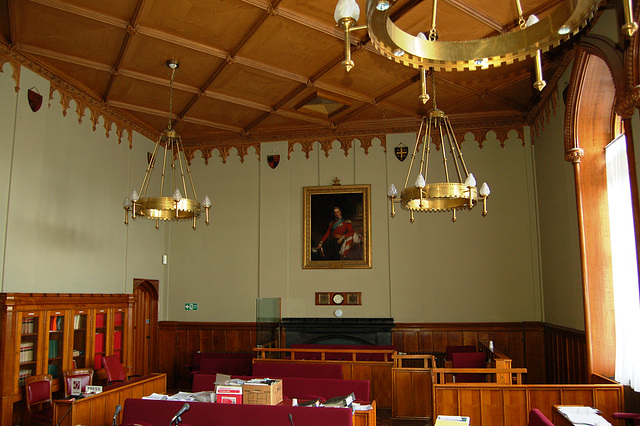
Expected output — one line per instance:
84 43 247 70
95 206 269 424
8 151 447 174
595 387 624 422
481 389 506 425
523 324 545 384
435 388 459 415
433 331 449 353
199 329 213 352
458 389 482 422
507 331 525 367
157 325 176 388
187 329 201 354
527 388 561 420
418 331 433 352
559 388 594 406
392 369 432 419
462 331 478 347
502 388 528 426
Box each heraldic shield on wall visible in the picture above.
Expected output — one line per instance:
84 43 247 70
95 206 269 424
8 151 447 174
304 184 371 269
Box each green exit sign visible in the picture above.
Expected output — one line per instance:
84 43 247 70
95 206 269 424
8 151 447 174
184 303 198 311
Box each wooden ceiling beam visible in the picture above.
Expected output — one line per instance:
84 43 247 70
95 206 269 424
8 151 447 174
29 0 129 28
443 0 505 32
8 0 18 46
104 0 147 102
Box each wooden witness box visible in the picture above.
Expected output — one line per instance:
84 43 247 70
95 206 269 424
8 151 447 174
53 373 166 426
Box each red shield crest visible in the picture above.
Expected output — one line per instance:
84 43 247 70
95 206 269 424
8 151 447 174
28 88 43 112
267 154 280 169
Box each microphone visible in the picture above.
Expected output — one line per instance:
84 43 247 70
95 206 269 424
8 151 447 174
112 404 121 426
171 403 190 424
289 413 295 426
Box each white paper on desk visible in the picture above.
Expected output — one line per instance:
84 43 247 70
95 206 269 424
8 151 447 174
142 393 168 400
557 407 612 426
168 391 198 401
352 403 373 411
435 415 471 425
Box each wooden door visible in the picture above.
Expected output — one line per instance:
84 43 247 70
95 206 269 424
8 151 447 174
132 279 159 375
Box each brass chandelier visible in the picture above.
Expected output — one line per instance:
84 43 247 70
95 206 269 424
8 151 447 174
335 0 636 96
387 73 489 222
123 60 210 230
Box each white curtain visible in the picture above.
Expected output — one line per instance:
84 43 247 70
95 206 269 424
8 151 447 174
605 134 640 391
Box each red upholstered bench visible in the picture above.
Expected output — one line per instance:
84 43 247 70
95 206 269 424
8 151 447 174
120 397 353 426
192 374 370 402
252 362 343 379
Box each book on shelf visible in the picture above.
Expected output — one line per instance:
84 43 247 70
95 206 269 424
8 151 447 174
49 315 64 332
74 314 83 330
94 332 105 353
47 363 58 378
95 314 106 328
49 339 59 359
114 313 124 327
113 330 123 350
20 342 34 363
21 317 36 334
18 369 33 386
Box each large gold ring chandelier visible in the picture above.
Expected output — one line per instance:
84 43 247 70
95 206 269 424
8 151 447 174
123 60 211 230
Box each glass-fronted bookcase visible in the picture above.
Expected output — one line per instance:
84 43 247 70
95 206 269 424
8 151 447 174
0 293 134 425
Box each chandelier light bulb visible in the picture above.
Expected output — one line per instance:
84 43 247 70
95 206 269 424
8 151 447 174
525 14 539 27
479 182 491 197
173 189 183 201
415 174 426 189
202 195 212 208
376 0 390 11
464 173 477 187
334 0 360 23
123 196 132 209
131 190 139 202
388 184 398 197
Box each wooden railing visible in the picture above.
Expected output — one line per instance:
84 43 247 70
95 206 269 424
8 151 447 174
253 347 396 362
431 368 528 385
433 374 623 426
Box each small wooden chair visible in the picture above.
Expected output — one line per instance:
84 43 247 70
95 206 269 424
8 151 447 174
63 368 94 397
24 374 54 425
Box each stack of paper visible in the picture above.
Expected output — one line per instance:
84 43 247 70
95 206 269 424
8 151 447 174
557 406 612 426
435 415 471 425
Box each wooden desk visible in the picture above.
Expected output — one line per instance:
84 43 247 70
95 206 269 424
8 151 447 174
53 373 166 426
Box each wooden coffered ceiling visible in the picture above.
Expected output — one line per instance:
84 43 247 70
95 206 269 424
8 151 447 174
0 0 600 154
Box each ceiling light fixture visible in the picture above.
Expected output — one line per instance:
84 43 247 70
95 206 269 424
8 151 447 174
334 0 626 93
123 60 211 230
387 73 490 222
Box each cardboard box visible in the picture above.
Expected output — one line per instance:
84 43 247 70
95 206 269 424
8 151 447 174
242 379 283 405
216 384 243 404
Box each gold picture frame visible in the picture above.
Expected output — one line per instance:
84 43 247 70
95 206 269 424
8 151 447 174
304 184 371 269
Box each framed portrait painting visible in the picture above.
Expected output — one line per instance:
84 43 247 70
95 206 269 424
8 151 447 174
303 184 371 269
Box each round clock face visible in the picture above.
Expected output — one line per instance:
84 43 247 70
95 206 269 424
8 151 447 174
334 309 343 317
332 293 344 305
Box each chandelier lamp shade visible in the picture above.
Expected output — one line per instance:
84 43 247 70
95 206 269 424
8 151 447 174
387 73 490 223
123 60 211 230
334 0 635 94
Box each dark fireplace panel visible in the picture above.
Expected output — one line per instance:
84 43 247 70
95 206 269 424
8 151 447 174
282 318 394 347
